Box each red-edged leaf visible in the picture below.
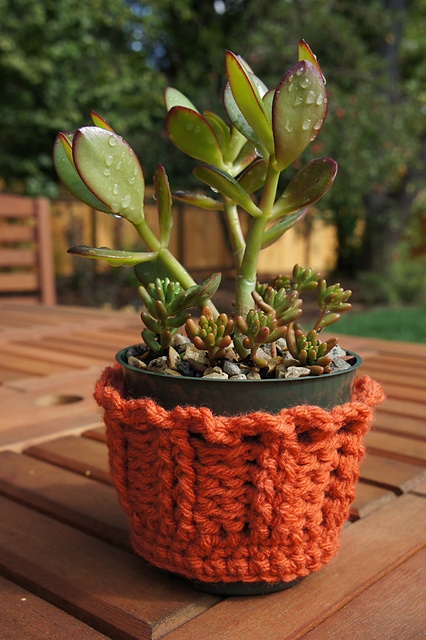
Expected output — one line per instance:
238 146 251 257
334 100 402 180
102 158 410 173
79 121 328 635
225 51 274 155
272 61 327 171
172 191 224 211
298 40 325 82
271 158 337 219
53 133 113 214
193 164 261 217
72 127 145 224
154 164 173 247
90 111 114 131
166 107 224 167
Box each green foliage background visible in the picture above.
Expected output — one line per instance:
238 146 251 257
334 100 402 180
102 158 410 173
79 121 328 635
1 0 425 284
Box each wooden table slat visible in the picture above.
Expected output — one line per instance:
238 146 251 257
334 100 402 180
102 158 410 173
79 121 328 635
0 372 103 452
161 495 426 640
365 430 426 466
0 575 110 640
373 412 426 440
359 452 426 494
0 495 220 640
0 303 425 639
349 482 395 520
24 435 111 484
359 365 426 389
302 548 426 640
0 450 129 549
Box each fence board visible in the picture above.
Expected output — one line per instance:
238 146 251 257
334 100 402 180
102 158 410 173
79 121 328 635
52 197 337 278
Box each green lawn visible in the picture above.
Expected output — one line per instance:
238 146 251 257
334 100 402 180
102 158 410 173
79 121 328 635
332 305 426 343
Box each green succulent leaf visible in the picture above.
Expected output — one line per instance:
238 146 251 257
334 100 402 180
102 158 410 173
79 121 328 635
154 164 173 247
261 209 308 249
172 191 224 211
320 312 341 328
271 158 338 219
166 107 225 167
223 82 268 159
225 51 274 155
238 158 268 194
142 329 163 354
134 258 177 287
225 126 251 165
182 273 222 309
72 127 145 224
193 164 262 217
90 111 114 131
272 60 328 171
67 245 157 267
231 139 258 175
53 134 113 214
298 40 325 82
203 111 231 154
164 87 199 112
262 88 275 125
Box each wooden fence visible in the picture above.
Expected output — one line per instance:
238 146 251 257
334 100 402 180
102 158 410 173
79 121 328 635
51 191 337 279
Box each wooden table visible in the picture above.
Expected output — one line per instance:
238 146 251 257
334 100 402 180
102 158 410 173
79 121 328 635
0 302 425 639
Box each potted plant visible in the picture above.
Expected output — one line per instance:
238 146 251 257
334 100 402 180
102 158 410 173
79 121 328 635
54 41 384 595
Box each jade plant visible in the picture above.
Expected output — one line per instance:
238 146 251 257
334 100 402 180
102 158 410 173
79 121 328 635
53 40 352 379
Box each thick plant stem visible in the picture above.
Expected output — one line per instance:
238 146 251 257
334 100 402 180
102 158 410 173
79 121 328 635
223 199 245 270
134 219 219 316
234 164 281 319
234 215 268 319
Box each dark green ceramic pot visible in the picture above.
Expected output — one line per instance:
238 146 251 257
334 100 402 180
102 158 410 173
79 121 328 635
116 346 362 414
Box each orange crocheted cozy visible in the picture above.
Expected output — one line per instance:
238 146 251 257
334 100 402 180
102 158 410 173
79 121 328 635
94 365 384 585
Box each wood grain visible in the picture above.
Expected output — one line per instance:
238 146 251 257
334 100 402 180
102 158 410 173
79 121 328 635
162 495 426 640
302 548 426 640
24 436 111 484
0 451 129 549
359 452 426 493
0 495 220 640
365 430 426 466
0 575 109 640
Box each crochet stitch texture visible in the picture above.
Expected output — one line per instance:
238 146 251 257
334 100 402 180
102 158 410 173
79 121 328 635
95 365 384 584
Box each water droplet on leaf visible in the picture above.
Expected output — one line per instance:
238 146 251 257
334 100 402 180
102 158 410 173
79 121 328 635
108 136 117 147
121 194 132 209
306 91 316 104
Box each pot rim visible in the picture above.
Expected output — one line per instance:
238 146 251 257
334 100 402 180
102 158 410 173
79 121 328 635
116 345 362 384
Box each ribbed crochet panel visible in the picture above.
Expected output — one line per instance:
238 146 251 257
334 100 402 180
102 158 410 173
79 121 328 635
95 365 384 584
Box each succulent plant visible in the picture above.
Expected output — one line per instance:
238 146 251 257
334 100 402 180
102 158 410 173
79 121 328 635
185 307 234 364
54 40 352 377
138 273 221 353
235 308 288 368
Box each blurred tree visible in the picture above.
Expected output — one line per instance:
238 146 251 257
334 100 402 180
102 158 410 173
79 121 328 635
135 0 426 279
2 0 424 282
0 0 165 195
